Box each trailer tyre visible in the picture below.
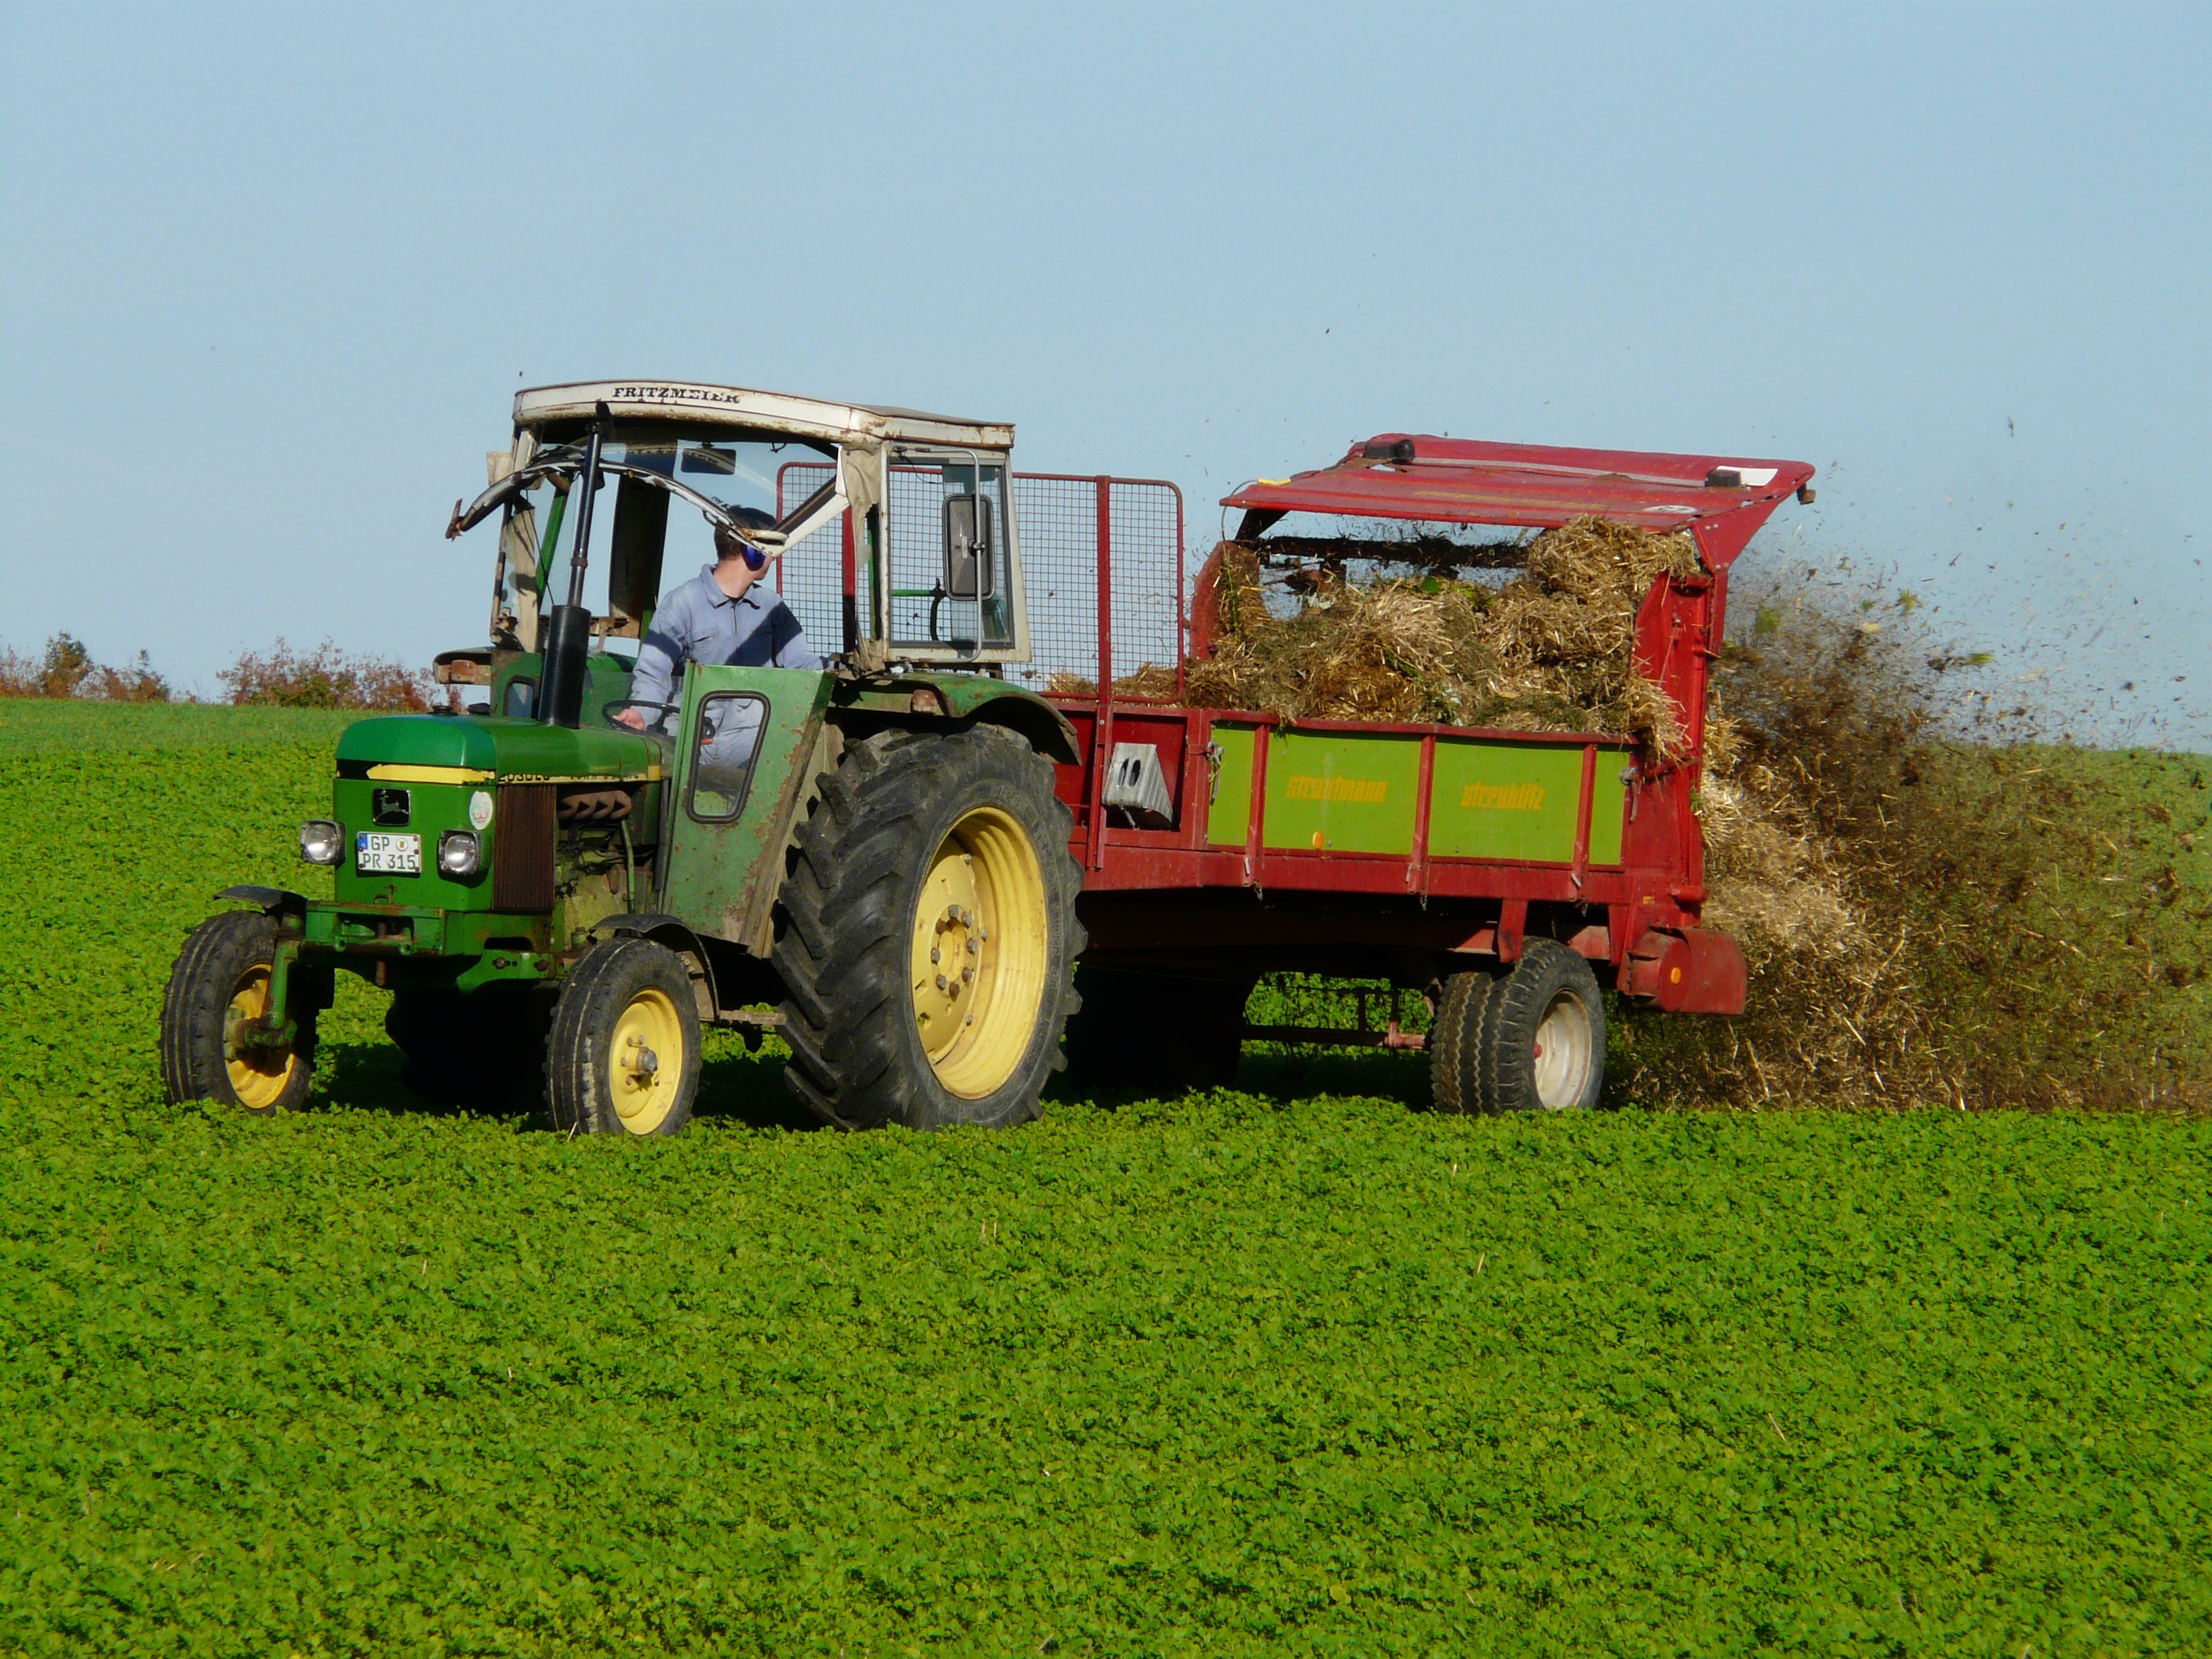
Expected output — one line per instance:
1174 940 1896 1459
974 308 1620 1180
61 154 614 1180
775 727 1084 1130
159 910 319 1114
544 939 701 1136
1427 969 1497 1115
1479 939 1605 1111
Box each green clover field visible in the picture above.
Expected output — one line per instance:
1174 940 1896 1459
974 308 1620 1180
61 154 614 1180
1 703 2206 1656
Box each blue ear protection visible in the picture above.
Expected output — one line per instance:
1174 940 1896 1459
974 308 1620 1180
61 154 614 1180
718 522 769 571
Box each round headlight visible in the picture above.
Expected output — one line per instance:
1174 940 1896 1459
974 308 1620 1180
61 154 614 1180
299 819 342 865
438 830 482 877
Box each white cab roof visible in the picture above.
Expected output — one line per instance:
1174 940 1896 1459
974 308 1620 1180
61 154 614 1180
514 379 1013 451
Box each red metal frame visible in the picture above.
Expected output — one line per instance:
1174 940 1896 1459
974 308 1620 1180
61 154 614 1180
1090 477 1113 871
840 508 859 654
1220 436 1812 552
1038 434 1811 1012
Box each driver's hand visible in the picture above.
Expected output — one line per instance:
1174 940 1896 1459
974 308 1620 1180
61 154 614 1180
614 708 647 731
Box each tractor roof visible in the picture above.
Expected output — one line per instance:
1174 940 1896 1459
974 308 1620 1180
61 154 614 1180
1222 436 1815 566
513 379 1014 452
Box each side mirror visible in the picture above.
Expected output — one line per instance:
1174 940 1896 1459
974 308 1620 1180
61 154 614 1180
943 493 996 600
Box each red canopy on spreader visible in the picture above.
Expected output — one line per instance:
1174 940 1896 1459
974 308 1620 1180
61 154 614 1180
1221 436 1815 567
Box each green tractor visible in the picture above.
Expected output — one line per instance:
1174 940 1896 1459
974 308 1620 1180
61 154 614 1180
161 380 1087 1134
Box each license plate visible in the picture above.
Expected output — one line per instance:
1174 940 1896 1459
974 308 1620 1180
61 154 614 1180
356 832 422 874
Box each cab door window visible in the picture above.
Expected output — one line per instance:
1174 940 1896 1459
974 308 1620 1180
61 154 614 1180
686 691 770 821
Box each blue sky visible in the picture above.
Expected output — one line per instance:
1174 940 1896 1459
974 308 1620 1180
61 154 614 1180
2 3 2206 741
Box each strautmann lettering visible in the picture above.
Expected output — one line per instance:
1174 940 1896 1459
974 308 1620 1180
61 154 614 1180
1282 775 1389 804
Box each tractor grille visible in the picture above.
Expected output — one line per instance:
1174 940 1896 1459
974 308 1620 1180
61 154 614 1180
492 784 557 912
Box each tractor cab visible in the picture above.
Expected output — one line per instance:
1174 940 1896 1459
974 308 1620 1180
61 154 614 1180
439 380 1032 716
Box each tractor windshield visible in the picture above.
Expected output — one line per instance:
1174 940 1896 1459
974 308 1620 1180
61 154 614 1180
488 428 836 654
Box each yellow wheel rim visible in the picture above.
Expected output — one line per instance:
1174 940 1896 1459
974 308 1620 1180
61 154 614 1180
909 805 1049 1099
222 966 302 1112
607 986 686 1135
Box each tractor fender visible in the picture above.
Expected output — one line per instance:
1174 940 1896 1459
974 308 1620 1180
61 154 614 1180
219 884 308 921
830 695 1081 766
590 914 720 1017
960 694 1081 766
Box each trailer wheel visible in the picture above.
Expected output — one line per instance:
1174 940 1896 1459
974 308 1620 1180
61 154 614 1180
775 727 1084 1130
1479 939 1605 1111
1427 968 1498 1115
159 910 318 1114
1063 966 1252 1090
544 939 701 1136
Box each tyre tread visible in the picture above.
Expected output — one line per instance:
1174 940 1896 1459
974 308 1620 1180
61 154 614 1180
158 910 316 1113
772 726 1084 1130
1477 939 1605 1111
1428 970 1494 1115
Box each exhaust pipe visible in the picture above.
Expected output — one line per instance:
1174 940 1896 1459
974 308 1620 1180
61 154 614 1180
538 412 607 729
536 602 593 729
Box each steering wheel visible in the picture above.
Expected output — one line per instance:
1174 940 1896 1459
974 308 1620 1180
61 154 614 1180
602 697 679 736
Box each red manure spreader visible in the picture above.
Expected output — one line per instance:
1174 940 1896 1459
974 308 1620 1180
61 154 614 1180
1035 436 1814 1111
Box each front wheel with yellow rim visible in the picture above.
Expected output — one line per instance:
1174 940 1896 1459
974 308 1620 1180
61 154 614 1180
160 909 319 1114
545 938 702 1136
776 726 1084 1130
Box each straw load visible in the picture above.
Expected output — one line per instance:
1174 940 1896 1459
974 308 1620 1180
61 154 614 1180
1183 523 1860 985
1090 518 1703 754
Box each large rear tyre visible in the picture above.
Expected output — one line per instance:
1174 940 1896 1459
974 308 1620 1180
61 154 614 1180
544 939 701 1136
1063 966 1253 1091
159 911 319 1114
775 727 1085 1130
1478 939 1605 1111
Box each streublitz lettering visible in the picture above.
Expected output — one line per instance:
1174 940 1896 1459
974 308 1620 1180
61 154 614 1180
1460 782 1546 811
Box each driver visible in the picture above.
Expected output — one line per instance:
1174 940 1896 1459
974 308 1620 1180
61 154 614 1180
618 512 821 731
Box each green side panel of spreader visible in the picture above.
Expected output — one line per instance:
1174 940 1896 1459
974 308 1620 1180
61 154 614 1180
1428 741 1618 865
1262 731 1421 855
1206 724 1258 845
1587 760 1628 867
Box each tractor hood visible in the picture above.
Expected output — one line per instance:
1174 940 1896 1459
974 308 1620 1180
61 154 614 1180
335 714 663 783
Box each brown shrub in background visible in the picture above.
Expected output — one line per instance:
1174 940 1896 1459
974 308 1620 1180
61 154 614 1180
0 634 171 701
218 638 434 710
85 652 172 702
